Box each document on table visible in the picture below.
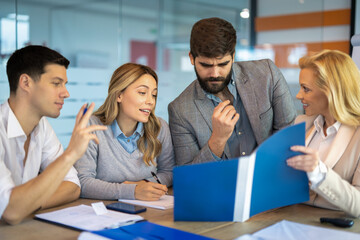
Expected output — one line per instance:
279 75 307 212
119 195 174 210
234 220 360 240
35 204 143 231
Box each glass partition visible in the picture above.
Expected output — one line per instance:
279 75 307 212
0 0 250 147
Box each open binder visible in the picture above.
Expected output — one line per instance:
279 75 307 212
173 123 310 222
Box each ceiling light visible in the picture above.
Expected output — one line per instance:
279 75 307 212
240 9 250 19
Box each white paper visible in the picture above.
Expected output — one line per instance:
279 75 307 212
35 204 143 231
235 220 360 240
119 195 174 210
78 232 112 240
91 202 108 215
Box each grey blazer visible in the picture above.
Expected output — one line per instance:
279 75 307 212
168 59 296 165
296 115 360 217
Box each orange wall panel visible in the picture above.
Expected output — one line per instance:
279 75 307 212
323 9 351 26
255 9 350 32
256 41 349 68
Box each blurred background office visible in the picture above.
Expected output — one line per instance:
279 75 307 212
0 0 359 147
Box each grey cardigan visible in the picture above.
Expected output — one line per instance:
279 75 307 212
75 116 175 200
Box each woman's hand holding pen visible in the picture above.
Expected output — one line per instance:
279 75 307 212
131 181 167 201
286 145 320 172
64 102 107 162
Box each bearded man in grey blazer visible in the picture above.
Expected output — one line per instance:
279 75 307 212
168 17 296 166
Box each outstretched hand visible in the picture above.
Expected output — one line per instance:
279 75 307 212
64 102 107 161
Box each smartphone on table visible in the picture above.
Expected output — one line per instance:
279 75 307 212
106 202 146 214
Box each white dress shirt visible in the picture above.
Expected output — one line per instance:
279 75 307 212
307 115 341 188
0 101 80 217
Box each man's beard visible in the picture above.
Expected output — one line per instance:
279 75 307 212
195 66 232 94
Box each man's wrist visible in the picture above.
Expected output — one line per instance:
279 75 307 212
208 136 226 158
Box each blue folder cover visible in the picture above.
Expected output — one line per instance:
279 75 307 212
250 122 309 217
174 123 309 221
90 221 215 240
174 159 239 221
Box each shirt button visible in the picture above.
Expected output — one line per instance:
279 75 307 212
127 139 130 142
238 131 242 135
242 152 246 155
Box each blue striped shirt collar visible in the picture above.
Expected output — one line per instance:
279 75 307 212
111 120 144 139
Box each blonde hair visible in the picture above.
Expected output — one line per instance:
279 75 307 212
299 49 360 126
94 63 161 166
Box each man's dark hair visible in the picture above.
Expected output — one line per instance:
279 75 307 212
190 17 236 59
6 45 70 93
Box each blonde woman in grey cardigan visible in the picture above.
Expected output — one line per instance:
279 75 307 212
75 63 175 201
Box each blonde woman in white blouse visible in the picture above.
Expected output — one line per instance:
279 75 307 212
287 50 360 217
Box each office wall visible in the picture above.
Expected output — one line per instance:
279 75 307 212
0 0 249 147
256 0 352 114
256 0 351 66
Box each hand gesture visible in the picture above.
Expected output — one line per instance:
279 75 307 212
208 100 239 157
64 103 107 162
286 145 320 172
211 100 239 141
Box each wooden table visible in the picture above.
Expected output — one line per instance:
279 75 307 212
1 199 359 240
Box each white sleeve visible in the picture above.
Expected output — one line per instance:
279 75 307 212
307 160 327 188
40 118 80 187
0 143 16 218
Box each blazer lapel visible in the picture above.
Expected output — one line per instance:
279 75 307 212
305 126 316 146
194 98 214 130
194 82 214 131
233 65 262 144
297 115 317 146
324 124 356 169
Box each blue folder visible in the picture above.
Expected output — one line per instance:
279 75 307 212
89 221 215 240
173 123 309 222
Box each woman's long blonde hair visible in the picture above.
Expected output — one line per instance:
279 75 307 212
94 63 161 166
299 49 360 126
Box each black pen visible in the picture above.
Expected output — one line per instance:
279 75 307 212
151 171 162 184
83 103 90 115
151 171 168 194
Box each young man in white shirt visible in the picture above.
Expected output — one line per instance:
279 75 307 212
0 45 106 224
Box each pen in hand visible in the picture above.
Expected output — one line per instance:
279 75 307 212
83 103 90 116
151 171 168 195
151 171 162 184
